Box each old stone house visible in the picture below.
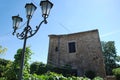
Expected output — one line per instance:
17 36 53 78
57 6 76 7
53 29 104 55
47 29 106 78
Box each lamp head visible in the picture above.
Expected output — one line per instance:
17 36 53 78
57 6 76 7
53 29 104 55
25 3 37 19
12 15 23 35
40 0 53 20
12 15 23 29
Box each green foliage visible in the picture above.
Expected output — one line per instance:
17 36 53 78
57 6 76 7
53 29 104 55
101 41 119 75
0 45 7 54
29 72 93 80
0 58 12 77
30 62 47 75
0 77 6 80
0 74 104 80
30 62 77 77
4 64 18 80
116 56 120 62
93 76 104 80
85 70 96 79
112 68 120 80
4 47 33 80
0 59 104 80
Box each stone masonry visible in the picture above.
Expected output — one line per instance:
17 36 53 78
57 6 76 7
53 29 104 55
47 29 106 78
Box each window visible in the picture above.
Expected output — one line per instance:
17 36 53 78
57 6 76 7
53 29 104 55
68 42 76 53
55 47 58 52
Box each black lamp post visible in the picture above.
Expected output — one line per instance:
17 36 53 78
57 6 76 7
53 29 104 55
12 0 53 80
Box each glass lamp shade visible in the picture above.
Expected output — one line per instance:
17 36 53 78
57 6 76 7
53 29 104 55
40 0 53 19
25 3 37 19
12 15 23 29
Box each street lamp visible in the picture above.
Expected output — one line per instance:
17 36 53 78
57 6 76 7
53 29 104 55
12 0 53 80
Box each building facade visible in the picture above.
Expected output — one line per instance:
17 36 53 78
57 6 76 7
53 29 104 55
47 29 106 78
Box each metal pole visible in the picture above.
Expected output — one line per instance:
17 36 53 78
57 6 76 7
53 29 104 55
19 18 30 80
19 35 27 80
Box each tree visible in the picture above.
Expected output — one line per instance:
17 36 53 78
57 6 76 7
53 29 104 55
30 62 46 75
112 68 120 80
0 45 7 54
4 47 33 80
101 41 119 75
0 58 12 77
116 56 120 62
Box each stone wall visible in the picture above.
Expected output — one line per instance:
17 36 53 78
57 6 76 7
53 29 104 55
47 29 106 78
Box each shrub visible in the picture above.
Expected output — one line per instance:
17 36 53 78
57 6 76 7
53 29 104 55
112 68 120 80
93 76 104 80
85 70 96 79
0 77 6 80
29 72 91 80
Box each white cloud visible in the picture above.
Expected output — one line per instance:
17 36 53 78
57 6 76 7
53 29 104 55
101 30 120 38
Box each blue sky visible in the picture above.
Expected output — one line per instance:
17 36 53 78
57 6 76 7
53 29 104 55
0 0 120 63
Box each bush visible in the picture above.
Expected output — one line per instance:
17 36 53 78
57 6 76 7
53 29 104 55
112 68 120 80
93 76 104 80
85 70 96 79
30 63 77 77
29 72 91 80
0 77 6 80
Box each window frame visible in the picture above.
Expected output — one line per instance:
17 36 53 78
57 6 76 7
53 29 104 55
68 41 77 53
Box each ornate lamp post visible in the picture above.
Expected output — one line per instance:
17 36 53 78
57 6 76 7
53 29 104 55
12 0 53 80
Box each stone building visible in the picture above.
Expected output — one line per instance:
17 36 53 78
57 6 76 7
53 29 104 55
47 29 106 78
